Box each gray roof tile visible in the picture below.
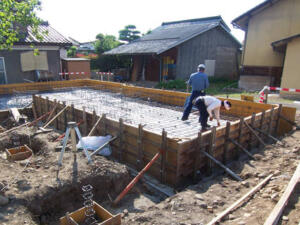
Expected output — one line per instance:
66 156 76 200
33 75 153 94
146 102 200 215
105 16 238 55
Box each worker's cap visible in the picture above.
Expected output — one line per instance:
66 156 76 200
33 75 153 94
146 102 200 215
198 64 206 69
224 100 232 110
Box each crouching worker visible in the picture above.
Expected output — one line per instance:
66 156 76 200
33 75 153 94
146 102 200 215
192 96 232 131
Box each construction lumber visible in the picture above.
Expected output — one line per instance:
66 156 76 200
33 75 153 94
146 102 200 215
201 150 242 181
264 164 300 225
229 138 255 160
9 108 21 122
259 111 266 148
44 102 59 125
207 127 216 174
244 121 266 147
118 118 124 162
88 116 102 136
250 113 256 150
224 121 231 163
113 150 162 205
137 124 144 170
127 166 174 197
207 174 273 225
42 105 68 129
0 111 50 138
65 212 79 225
90 136 117 157
160 129 167 183
275 104 282 135
82 106 87 135
193 131 202 180
253 127 283 144
279 114 300 129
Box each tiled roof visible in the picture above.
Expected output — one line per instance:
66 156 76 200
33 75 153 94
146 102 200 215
105 16 240 55
17 24 72 46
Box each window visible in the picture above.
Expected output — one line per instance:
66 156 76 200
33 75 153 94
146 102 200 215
0 57 7 84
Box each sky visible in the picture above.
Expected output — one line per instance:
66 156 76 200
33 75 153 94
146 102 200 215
37 0 265 43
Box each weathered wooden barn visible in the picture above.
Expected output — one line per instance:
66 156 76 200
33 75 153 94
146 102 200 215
105 16 241 81
0 23 72 84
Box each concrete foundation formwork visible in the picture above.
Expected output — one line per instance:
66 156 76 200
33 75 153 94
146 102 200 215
0 80 296 187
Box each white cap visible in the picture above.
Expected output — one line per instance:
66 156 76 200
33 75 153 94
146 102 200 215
198 64 205 69
224 100 231 110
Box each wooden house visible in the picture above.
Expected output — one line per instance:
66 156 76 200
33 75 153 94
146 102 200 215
232 0 300 96
0 23 72 84
105 16 241 82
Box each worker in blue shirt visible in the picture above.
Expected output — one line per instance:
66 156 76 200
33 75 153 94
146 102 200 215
182 64 209 121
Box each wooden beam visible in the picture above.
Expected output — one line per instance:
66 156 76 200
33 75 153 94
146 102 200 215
42 105 69 129
193 131 202 181
137 124 144 170
223 121 231 164
279 114 300 129
267 107 274 141
253 127 283 144
82 106 87 136
274 104 282 135
207 127 216 174
244 121 266 147
63 101 67 131
259 110 266 148
88 116 101 136
44 102 58 125
160 129 167 184
207 174 273 225
237 118 244 159
71 104 75 121
264 164 300 225
250 113 256 150
118 118 124 162
201 150 242 181
32 95 37 120
229 138 255 160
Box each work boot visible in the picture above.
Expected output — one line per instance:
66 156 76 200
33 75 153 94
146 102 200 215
181 116 188 121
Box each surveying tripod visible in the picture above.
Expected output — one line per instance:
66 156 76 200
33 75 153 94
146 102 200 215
58 121 92 166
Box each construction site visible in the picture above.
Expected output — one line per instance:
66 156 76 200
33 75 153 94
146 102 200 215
0 79 299 225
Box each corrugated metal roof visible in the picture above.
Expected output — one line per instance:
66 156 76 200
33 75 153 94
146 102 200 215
105 16 240 55
18 25 72 46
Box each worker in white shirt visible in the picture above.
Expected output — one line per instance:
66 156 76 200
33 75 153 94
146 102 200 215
192 96 232 130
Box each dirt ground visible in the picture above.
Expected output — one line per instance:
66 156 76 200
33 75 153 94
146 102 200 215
0 111 299 225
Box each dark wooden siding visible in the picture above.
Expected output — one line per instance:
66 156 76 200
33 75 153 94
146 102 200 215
176 27 240 80
0 49 61 84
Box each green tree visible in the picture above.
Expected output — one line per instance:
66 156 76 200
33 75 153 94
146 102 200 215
94 33 120 54
118 25 141 43
0 0 43 49
67 46 77 57
92 33 131 72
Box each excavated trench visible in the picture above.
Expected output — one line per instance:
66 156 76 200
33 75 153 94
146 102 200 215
0 118 133 224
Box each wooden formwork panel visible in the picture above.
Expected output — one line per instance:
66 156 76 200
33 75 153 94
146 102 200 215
29 82 295 187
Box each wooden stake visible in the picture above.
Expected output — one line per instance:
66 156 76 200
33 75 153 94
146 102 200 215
193 131 202 181
224 121 231 163
32 95 37 120
201 151 242 181
119 118 124 162
207 174 273 225
274 104 282 136
160 129 167 184
244 121 266 147
137 124 144 170
88 116 101 136
82 106 87 136
207 127 216 174
46 97 49 114
259 110 265 148
43 105 69 129
63 101 67 131
264 164 300 225
102 114 107 135
71 104 75 121
44 102 59 125
229 138 255 160
267 107 274 134
55 100 59 130
237 118 244 159
250 113 255 151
